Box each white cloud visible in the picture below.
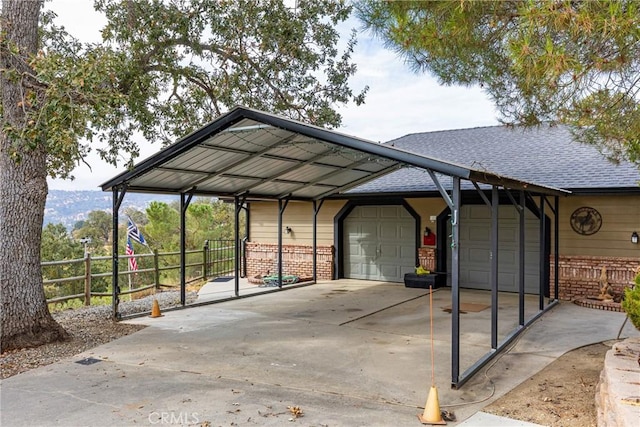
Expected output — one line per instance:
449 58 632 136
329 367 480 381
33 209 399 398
46 1 499 191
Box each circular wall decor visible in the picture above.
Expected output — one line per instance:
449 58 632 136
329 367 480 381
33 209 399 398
570 207 602 236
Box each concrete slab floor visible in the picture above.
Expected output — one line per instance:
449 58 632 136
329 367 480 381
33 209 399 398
1 280 637 426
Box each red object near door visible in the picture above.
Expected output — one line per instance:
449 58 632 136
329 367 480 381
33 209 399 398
423 227 436 246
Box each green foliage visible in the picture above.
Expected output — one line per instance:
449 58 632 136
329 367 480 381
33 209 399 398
41 223 82 261
622 269 640 331
72 210 113 248
356 0 640 168
2 0 366 181
142 198 240 252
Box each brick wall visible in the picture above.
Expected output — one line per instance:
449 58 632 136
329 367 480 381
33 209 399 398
418 247 437 271
552 255 639 300
245 242 334 280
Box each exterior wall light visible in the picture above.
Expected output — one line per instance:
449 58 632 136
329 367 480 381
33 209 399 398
632 231 639 244
285 226 292 234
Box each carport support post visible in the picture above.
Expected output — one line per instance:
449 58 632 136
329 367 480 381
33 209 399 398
111 186 127 320
278 198 290 288
490 186 499 350
312 200 324 282
554 196 559 300
180 192 194 306
233 195 246 297
519 190 526 326
539 196 546 311
451 177 461 387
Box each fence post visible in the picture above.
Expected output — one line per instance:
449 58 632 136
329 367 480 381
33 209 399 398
154 249 160 290
203 240 209 280
84 252 92 306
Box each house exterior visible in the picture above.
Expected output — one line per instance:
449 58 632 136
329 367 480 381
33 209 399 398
246 124 640 300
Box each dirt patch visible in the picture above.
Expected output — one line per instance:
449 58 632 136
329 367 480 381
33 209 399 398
483 341 611 427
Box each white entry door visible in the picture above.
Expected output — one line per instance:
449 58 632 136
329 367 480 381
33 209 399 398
343 205 415 282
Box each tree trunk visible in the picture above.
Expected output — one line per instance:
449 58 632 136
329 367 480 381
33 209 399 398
1 0 68 352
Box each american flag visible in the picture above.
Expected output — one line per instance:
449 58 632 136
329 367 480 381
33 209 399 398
127 217 147 245
126 237 138 271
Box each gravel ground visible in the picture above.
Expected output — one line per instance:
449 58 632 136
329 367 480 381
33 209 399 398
0 290 196 379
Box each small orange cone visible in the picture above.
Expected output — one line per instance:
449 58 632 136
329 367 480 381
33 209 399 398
150 298 163 318
418 386 446 424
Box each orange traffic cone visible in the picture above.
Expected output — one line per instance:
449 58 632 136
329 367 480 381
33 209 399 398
150 298 163 318
418 386 446 424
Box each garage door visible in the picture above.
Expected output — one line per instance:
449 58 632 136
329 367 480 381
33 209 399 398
447 205 540 293
343 205 416 282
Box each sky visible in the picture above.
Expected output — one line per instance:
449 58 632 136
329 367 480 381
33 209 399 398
47 0 500 191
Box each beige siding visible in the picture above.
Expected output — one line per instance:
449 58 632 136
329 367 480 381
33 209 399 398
558 195 640 258
249 195 640 260
406 198 448 241
249 200 346 245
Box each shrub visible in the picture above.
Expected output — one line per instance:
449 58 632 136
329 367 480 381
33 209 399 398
621 268 640 331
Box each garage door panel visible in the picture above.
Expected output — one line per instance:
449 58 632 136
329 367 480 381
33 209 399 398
399 224 415 239
344 205 415 282
500 227 517 242
499 273 516 290
400 245 414 258
359 206 379 218
451 205 541 293
499 250 516 265
379 264 400 279
469 208 491 219
467 270 490 287
468 226 490 241
469 247 490 262
380 206 402 218
380 224 401 239
379 243 399 258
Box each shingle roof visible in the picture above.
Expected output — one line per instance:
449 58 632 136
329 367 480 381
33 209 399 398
350 124 640 195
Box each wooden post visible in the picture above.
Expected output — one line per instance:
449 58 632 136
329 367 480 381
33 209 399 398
154 249 160 290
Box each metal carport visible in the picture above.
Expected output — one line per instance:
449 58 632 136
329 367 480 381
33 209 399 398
101 106 569 387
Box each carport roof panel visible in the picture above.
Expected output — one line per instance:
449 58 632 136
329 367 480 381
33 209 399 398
101 106 569 198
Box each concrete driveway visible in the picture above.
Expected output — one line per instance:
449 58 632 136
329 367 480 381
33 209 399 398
1 279 637 426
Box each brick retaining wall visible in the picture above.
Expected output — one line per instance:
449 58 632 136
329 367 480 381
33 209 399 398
552 255 639 300
245 242 334 280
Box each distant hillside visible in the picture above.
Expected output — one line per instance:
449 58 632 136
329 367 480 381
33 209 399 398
45 190 176 229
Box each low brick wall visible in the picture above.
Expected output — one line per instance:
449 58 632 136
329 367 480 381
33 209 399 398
245 242 334 280
418 247 437 271
551 255 639 301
